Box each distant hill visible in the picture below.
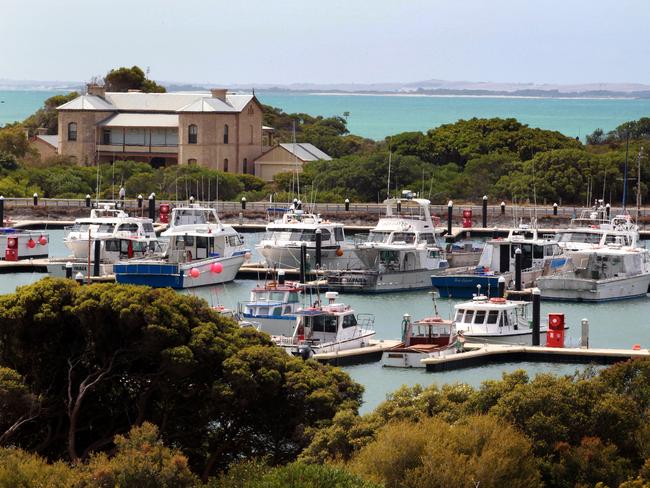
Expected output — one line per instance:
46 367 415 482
3 77 650 98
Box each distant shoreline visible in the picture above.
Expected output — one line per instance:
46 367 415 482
307 91 639 101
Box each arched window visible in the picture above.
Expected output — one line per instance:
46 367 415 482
188 125 198 144
188 158 197 165
68 122 77 141
249 125 254 144
223 125 229 144
243 158 248 174
223 158 229 172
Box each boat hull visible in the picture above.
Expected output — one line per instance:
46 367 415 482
328 268 445 293
46 260 114 278
431 269 545 298
114 254 245 289
259 245 363 270
382 345 457 368
538 274 650 302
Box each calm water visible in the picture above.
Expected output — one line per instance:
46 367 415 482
3 228 649 413
2 90 650 140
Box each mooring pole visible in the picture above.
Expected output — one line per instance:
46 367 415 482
315 229 322 269
148 193 156 221
93 239 101 277
514 247 522 291
532 287 541 346
299 243 307 284
482 195 488 228
447 200 453 238
581 318 589 349
498 276 506 298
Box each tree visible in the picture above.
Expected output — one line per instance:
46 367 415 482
350 415 542 488
0 278 362 479
0 125 32 158
104 66 166 93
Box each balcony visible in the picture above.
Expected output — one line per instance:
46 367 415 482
97 144 178 154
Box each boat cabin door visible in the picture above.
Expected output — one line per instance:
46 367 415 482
195 236 209 260
499 245 510 273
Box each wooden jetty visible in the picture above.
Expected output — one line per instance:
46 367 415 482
312 339 401 366
421 343 650 372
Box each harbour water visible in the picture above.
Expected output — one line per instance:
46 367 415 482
3 90 650 140
3 228 649 413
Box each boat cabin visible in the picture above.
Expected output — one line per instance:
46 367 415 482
401 314 454 348
479 231 563 273
454 297 529 331
292 292 374 346
167 231 244 262
103 237 162 260
169 207 221 227
241 282 302 318
573 248 650 280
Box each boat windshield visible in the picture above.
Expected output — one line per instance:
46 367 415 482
305 314 338 333
557 232 602 244
97 223 115 233
368 231 391 243
253 291 291 302
271 229 331 242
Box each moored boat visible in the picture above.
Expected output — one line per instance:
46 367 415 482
238 278 303 336
272 292 375 358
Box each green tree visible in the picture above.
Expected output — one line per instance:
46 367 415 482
0 448 78 488
0 126 32 158
104 66 166 93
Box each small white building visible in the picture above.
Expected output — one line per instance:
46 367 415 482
254 143 332 181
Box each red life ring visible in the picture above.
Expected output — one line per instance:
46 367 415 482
550 316 560 327
490 297 507 304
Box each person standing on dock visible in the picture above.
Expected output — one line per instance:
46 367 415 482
119 186 126 203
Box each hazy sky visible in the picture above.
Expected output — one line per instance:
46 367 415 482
2 0 649 85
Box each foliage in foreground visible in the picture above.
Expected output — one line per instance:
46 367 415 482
0 278 362 480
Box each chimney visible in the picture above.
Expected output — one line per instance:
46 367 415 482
87 83 106 98
210 88 228 101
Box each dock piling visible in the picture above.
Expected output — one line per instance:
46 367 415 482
532 288 541 346
514 248 522 291
137 194 143 209
447 200 453 238
315 229 322 268
85 194 91 208
581 318 589 348
482 195 488 228
33 193 38 207
299 243 307 284
553 203 558 216
93 240 101 277
148 193 155 221
498 276 506 298
500 201 505 215
345 198 350 211
0 195 4 226
75 272 84 285
65 261 73 279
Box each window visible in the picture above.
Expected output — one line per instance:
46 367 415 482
487 311 499 324
334 227 344 242
243 158 248 174
533 245 544 259
188 158 197 165
68 122 77 141
342 314 358 329
455 309 464 322
102 128 111 145
188 125 198 144
249 124 254 143
223 124 229 144
223 158 229 172
474 310 486 324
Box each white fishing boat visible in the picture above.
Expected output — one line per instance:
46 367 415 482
272 292 375 358
326 198 448 293
537 244 650 302
453 294 549 345
381 313 458 368
63 203 157 259
258 203 361 270
556 203 639 252
114 205 250 289
238 278 303 336
432 226 570 298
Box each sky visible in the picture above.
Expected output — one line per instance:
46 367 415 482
2 0 650 86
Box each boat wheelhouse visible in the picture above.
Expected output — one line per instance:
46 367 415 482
326 198 448 293
431 227 568 298
258 205 361 270
538 245 650 302
272 292 375 357
239 280 303 336
453 295 548 345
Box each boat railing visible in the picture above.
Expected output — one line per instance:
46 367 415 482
356 313 375 331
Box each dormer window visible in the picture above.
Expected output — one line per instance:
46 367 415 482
188 124 198 144
67 122 77 141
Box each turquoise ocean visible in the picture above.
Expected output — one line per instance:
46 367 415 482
2 89 650 139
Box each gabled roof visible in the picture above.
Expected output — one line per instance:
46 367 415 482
57 91 256 114
279 143 332 161
35 134 59 149
100 113 179 128
176 94 255 113
57 95 115 111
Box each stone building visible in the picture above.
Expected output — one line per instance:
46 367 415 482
254 143 332 181
56 84 271 173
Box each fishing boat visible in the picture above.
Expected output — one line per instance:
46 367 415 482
114 205 250 289
63 203 156 259
556 203 639 252
238 278 303 336
453 294 549 345
431 226 569 298
258 203 361 270
0 229 49 260
325 198 448 293
537 244 650 302
381 313 458 368
272 292 375 358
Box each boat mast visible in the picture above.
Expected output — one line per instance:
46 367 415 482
636 146 644 222
623 132 630 211
386 137 392 201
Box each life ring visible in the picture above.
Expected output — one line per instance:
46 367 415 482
550 316 561 327
490 297 507 304
420 316 444 323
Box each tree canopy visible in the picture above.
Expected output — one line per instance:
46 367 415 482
104 65 166 93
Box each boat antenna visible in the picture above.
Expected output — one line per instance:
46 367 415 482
386 137 392 200
292 120 300 201
532 158 538 223
623 131 630 211
429 291 440 317
636 146 644 222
